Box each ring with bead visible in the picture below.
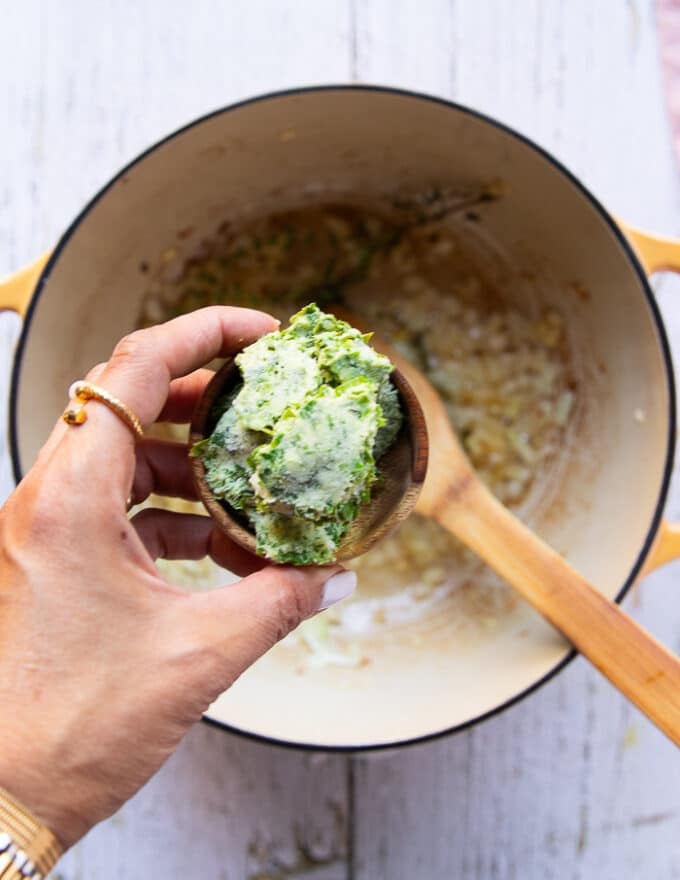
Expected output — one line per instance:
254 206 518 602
62 381 144 440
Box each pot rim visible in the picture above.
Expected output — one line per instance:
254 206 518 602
9 84 676 753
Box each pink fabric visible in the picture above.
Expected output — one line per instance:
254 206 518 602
657 0 680 164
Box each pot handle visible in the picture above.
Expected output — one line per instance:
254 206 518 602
642 521 680 575
619 221 680 275
0 252 50 317
619 221 680 573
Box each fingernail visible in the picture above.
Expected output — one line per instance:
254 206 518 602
319 570 357 610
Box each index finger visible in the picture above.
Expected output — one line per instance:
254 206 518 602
99 306 278 428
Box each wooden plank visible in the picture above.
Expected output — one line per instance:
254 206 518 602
0 2 353 879
63 725 349 879
350 1 680 878
350 0 455 93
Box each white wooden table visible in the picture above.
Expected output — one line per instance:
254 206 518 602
1 2 679 877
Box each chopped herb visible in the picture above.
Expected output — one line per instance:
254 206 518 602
193 304 402 564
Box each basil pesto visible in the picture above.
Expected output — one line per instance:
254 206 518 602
192 304 403 564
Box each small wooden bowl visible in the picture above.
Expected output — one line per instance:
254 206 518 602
189 358 428 563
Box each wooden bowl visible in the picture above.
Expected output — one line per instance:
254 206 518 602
189 357 428 564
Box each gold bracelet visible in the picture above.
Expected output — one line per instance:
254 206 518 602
0 786 62 879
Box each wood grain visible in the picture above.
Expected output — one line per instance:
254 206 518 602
351 2 680 878
0 1 679 879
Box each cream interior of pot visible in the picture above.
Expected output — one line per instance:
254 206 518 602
15 90 671 747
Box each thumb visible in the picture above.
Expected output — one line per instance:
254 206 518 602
186 564 357 681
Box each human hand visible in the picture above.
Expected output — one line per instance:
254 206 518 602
0 307 355 848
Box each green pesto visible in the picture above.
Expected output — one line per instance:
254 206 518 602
250 378 381 517
249 510 345 567
233 335 320 432
193 304 403 564
374 380 402 460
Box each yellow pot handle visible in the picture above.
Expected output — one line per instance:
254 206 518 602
618 220 680 573
618 220 680 275
642 522 680 576
0 252 50 317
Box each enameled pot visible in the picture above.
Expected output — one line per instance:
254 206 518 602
2 86 679 750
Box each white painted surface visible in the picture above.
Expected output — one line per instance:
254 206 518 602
1 1 679 877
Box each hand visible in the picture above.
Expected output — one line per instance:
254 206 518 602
0 307 355 848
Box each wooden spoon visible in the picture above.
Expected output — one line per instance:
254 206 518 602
338 310 680 746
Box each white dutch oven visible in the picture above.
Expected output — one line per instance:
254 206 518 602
2 87 679 750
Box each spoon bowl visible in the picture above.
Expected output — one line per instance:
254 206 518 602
190 355 428 563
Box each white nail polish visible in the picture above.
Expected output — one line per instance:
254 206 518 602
319 571 357 610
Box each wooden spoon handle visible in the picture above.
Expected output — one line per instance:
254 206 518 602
434 479 680 746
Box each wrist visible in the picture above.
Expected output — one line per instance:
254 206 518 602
0 783 63 877
0 752 85 851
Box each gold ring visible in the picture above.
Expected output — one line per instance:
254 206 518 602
62 381 144 440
